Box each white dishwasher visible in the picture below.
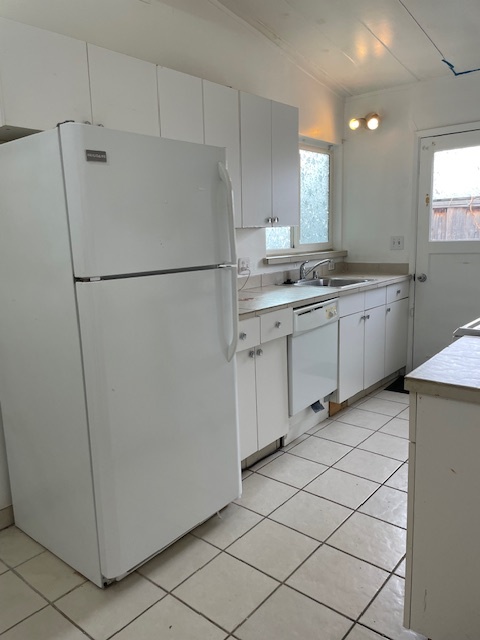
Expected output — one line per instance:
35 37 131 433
288 299 338 416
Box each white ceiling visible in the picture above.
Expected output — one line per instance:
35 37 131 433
216 0 480 96
0 0 478 98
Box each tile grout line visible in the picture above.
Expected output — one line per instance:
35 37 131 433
0 564 95 640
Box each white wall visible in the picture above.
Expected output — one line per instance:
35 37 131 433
343 72 480 265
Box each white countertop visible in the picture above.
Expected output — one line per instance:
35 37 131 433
238 274 410 317
405 336 480 404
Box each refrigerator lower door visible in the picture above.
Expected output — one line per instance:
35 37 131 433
76 268 240 581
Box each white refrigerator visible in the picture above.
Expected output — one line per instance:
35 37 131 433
0 124 241 587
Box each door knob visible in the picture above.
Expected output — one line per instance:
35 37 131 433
417 273 427 282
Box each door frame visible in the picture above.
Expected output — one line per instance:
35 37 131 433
409 120 480 370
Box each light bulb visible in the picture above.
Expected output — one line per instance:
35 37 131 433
366 113 380 130
349 118 361 130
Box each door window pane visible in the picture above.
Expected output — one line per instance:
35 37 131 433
430 146 480 241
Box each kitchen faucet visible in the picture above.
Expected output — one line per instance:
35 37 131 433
299 259 333 280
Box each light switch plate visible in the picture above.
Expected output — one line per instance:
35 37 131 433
390 236 404 250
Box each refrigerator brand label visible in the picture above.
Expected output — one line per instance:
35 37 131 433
85 149 107 163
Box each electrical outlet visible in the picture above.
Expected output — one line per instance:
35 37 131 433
390 236 404 250
238 257 251 274
328 260 335 271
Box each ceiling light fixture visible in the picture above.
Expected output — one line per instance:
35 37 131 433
348 113 381 131
366 113 380 130
348 117 365 131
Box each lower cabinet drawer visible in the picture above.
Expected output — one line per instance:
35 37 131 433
337 292 364 317
387 280 409 302
237 317 260 352
260 308 293 343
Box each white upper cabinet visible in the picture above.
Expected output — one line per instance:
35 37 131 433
240 91 272 228
272 100 300 228
0 19 91 138
157 67 204 144
239 92 299 228
87 45 159 136
203 80 242 227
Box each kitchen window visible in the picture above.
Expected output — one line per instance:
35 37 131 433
266 143 332 253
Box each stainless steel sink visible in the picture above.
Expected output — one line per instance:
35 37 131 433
293 277 374 288
326 277 373 287
293 278 330 287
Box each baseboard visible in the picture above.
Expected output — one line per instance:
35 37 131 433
0 505 14 530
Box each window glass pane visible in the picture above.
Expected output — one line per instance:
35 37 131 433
430 146 480 241
299 149 330 245
265 226 291 250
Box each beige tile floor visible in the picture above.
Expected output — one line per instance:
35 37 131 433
0 387 427 640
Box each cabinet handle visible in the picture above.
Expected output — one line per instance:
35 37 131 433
275 321 282 328
273 216 279 223
396 289 401 295
386 307 391 313
266 217 273 224
239 332 247 340
365 314 370 320
256 348 263 357
248 350 255 358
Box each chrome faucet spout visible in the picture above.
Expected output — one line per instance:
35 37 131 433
299 259 333 280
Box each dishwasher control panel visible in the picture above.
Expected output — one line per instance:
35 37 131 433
293 299 338 334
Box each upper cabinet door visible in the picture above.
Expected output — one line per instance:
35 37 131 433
272 101 300 228
88 45 159 136
157 67 204 144
203 80 242 227
0 19 91 132
240 92 272 228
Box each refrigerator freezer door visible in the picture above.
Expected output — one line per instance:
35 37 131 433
59 124 232 278
76 269 240 580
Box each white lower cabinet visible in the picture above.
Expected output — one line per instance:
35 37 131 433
364 303 387 388
385 297 409 376
335 289 386 403
236 310 292 460
335 281 409 404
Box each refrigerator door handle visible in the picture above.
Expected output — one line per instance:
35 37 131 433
218 162 238 362
218 162 237 266
219 264 238 362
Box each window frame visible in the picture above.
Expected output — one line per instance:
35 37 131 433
266 139 334 255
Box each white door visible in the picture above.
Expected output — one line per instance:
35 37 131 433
59 124 231 277
413 129 480 367
76 268 240 580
